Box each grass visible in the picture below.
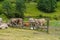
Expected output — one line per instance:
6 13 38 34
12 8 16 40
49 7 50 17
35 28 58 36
0 14 8 22
0 1 60 40
24 2 60 20
0 26 60 40
50 20 60 27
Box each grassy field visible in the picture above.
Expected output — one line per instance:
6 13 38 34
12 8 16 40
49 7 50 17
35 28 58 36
24 2 60 20
0 1 60 40
0 21 60 40
0 26 60 40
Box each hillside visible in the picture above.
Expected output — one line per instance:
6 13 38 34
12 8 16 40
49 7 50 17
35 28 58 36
25 2 60 20
0 1 60 20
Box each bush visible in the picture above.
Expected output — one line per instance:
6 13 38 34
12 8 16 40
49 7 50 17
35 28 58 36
57 0 60 1
0 0 4 2
3 0 25 18
16 0 26 18
37 0 57 13
3 0 12 18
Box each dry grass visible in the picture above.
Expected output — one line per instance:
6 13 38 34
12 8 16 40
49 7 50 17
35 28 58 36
0 26 60 40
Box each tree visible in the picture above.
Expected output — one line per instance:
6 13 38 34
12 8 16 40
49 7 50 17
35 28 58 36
16 0 26 18
0 4 3 14
37 0 57 13
25 0 33 3
57 0 60 1
3 0 12 18
0 0 4 2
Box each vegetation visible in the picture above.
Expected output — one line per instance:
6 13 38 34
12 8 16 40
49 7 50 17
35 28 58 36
16 0 26 18
57 0 60 1
0 0 4 2
0 0 60 20
2 0 25 18
37 0 57 13
0 0 60 40
3 0 12 18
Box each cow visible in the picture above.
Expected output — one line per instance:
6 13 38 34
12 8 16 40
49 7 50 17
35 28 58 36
8 18 23 27
34 18 47 29
29 18 36 29
29 18 47 29
0 23 8 29
24 22 30 27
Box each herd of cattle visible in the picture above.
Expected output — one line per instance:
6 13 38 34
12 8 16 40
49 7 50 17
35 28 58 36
0 18 47 29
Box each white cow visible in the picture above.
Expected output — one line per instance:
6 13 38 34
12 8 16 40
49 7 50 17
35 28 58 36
29 18 36 29
0 23 8 29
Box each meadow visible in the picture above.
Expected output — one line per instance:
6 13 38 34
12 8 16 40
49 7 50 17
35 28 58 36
0 1 60 40
25 2 60 20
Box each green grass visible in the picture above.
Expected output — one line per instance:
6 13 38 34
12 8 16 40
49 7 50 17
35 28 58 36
24 2 60 20
0 27 60 40
0 14 8 22
50 20 60 27
25 2 40 17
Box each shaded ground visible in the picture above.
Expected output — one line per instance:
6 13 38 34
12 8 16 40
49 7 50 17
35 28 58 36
0 26 60 40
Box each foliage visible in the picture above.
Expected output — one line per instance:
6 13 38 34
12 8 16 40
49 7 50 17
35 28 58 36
37 0 57 13
3 0 12 18
57 0 60 1
16 0 26 18
25 0 32 3
0 0 4 2
0 4 3 14
0 0 60 20
2 0 25 18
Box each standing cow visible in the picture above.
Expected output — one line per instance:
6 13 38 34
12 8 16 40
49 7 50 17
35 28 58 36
29 18 47 29
29 18 36 29
35 18 47 29
8 18 23 28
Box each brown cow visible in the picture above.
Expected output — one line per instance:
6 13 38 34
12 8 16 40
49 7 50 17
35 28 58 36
9 18 23 27
24 22 30 27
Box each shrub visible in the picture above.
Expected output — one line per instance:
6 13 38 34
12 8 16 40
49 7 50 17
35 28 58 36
37 0 57 13
3 0 12 18
16 0 26 18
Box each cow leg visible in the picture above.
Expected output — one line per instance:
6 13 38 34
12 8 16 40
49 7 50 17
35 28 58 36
30 22 34 30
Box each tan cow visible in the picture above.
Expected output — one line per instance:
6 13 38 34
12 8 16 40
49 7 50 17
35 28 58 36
35 18 46 26
29 18 47 29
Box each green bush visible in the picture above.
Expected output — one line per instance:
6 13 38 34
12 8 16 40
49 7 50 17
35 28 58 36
16 0 26 18
0 0 4 2
37 0 57 13
3 0 12 18
2 0 25 18
57 0 60 1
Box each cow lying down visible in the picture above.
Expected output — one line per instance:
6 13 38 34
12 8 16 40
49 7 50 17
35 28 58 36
0 23 8 29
